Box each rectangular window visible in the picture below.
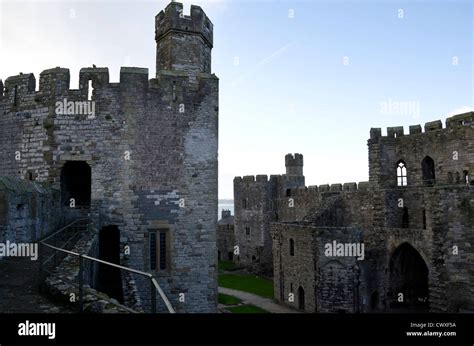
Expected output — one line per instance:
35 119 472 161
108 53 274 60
150 231 157 270
150 229 169 271
159 231 167 270
245 227 250 236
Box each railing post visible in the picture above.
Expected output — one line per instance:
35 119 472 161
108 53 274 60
151 277 156 313
79 254 84 313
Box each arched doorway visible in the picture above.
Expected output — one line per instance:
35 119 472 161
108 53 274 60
96 225 124 303
60 161 91 206
389 243 429 311
421 156 435 186
298 286 305 311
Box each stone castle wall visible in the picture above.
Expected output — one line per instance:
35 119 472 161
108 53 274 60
272 223 364 313
0 2 219 313
0 176 62 245
369 113 474 188
270 113 473 313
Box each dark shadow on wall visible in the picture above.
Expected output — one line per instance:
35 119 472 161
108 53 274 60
96 225 124 303
60 161 91 207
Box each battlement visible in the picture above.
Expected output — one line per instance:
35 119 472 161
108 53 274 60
0 65 218 109
39 67 71 95
285 153 304 176
0 2 216 109
287 181 371 197
285 153 303 166
221 209 231 219
370 112 474 140
3 73 36 105
155 2 213 48
234 172 307 186
234 175 270 184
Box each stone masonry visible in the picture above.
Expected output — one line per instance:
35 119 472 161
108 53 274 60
217 209 235 262
271 112 473 313
235 112 473 313
0 2 218 313
233 154 305 274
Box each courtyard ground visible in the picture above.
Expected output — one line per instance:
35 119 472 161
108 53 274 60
217 261 299 314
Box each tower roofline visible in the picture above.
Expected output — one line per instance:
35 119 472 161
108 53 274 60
155 2 213 49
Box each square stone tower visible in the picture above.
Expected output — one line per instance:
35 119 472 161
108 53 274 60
155 2 213 76
0 1 219 313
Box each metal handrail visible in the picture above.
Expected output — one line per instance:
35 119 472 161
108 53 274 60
39 220 175 313
151 277 175 313
40 218 88 243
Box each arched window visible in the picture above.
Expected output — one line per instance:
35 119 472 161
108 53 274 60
421 156 435 186
397 161 407 186
289 238 295 256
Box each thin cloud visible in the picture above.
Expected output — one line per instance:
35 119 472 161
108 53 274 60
231 42 295 87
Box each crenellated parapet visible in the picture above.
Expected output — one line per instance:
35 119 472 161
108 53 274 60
155 2 213 76
285 153 303 176
155 2 213 48
234 174 277 184
287 181 371 198
39 67 71 96
0 1 220 314
369 112 474 140
0 65 217 110
3 73 36 106
368 112 474 188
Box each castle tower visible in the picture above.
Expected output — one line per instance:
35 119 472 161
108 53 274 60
285 153 304 176
221 209 231 219
155 2 213 76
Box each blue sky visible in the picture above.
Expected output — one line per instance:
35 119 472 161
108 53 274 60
0 0 472 199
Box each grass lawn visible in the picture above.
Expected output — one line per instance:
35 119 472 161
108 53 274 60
227 304 268 313
218 260 237 272
218 293 242 306
219 273 274 299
